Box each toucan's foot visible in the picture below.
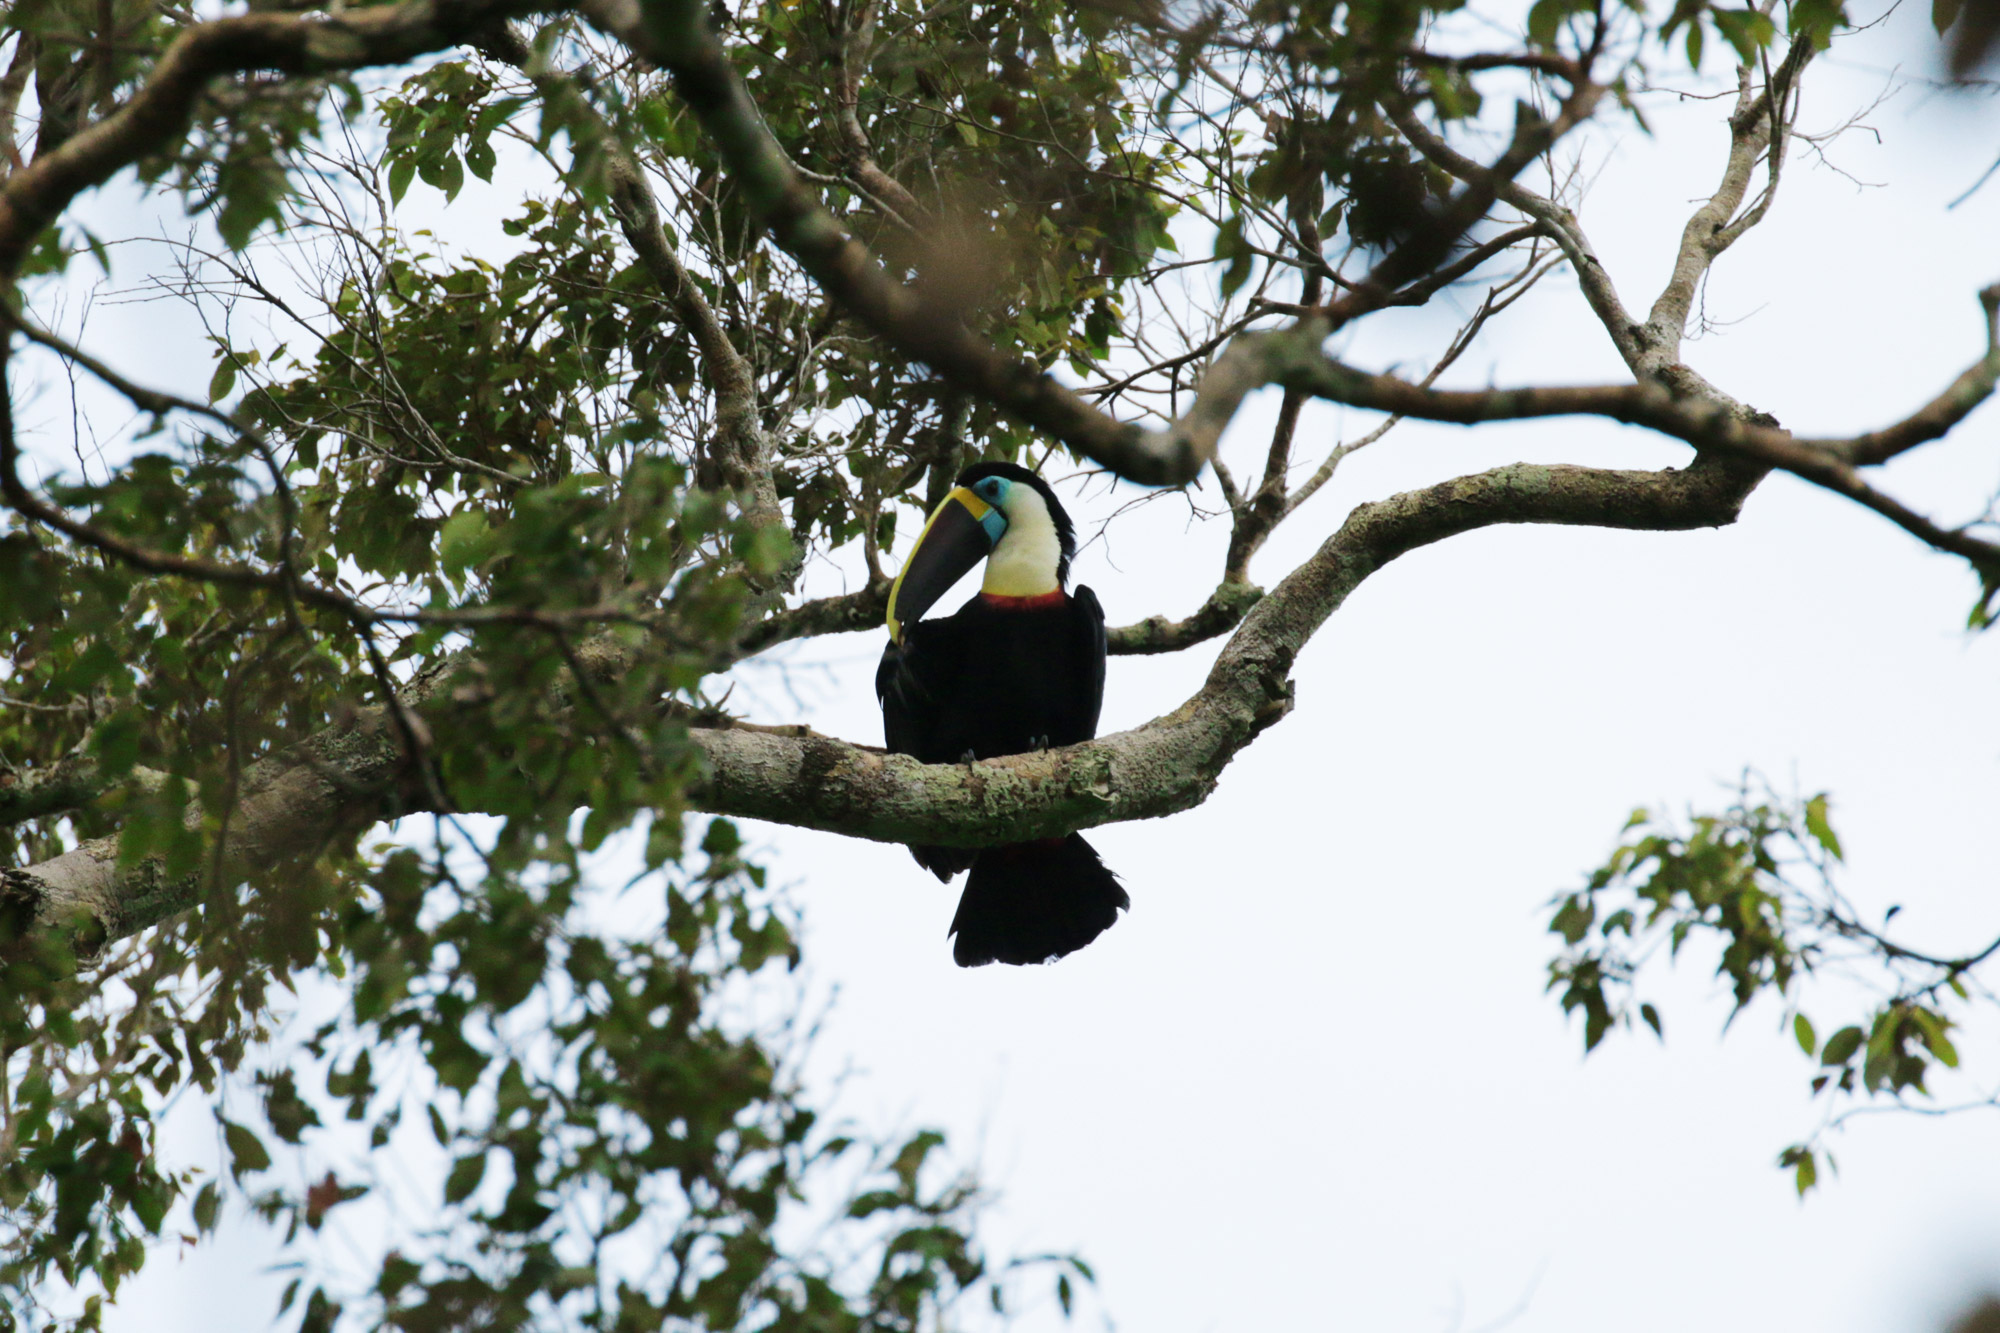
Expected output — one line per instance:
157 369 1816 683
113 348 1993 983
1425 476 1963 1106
959 748 976 763
1031 734 1051 751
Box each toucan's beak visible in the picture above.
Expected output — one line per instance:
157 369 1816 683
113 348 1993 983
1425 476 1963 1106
886 487 1007 641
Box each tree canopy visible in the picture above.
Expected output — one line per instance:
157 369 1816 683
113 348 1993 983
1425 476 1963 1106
1 0 1998 1325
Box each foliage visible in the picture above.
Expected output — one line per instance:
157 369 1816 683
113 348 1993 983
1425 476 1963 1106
1549 784 1994 1197
0 0 1996 1325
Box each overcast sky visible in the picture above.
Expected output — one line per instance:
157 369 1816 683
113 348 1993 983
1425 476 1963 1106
27 2 2000 1329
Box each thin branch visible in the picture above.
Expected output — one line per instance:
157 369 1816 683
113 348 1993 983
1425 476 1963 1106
730 581 893 658
1644 38 1814 363
1385 96 1649 374
1106 579 1264 655
1327 76 1608 328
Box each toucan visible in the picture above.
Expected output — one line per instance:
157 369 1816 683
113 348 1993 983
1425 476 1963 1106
876 461 1129 967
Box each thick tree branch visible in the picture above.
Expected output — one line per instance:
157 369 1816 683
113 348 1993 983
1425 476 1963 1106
0 751 165 828
3 449 1764 965
574 0 1335 487
1268 320 2000 574
0 0 553 276
731 581 892 657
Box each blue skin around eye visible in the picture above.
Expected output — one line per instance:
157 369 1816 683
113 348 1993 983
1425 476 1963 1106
974 479 1010 543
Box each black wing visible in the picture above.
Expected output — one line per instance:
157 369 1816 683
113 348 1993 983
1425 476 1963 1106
878 618 980 881
1064 584 1108 743
877 615 970 762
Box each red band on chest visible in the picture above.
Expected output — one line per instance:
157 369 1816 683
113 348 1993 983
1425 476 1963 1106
979 590 1067 610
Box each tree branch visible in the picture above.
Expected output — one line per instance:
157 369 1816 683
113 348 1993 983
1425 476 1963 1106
0 0 554 276
1106 579 1264 655
832 0 926 225
1841 283 2000 465
574 0 1318 487
3 448 1764 966
1385 96 1650 375
476 25 784 535
1263 315 2000 574
731 581 892 658
0 750 165 828
1644 38 1813 363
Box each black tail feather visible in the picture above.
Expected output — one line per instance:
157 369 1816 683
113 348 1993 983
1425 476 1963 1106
949 834 1128 967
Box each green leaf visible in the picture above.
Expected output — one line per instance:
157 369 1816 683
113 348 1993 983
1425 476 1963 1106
1640 1002 1663 1038
1781 1145 1818 1196
221 1119 271 1178
1550 894 1595 946
1803 794 1843 861
439 509 493 579
1819 1025 1863 1067
300 1287 340 1333
78 226 112 278
192 1181 220 1234
208 358 237 403
466 138 497 183
891 1129 945 1188
847 1189 902 1219
1787 0 1846 48
1793 1012 1816 1056
443 1152 487 1205
388 155 416 204
261 1070 323 1144
1526 0 1575 48
1910 1007 1960 1068
1213 214 1253 301
89 711 146 779
1711 7 1777 61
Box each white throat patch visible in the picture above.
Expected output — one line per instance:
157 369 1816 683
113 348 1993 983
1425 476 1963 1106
982 485 1063 597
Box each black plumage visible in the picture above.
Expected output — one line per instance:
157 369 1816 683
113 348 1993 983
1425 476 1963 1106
876 463 1129 966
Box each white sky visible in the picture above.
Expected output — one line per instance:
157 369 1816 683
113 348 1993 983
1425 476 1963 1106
26 2 2000 1329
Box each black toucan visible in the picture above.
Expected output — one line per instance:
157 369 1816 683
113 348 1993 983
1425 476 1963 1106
876 461 1129 967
